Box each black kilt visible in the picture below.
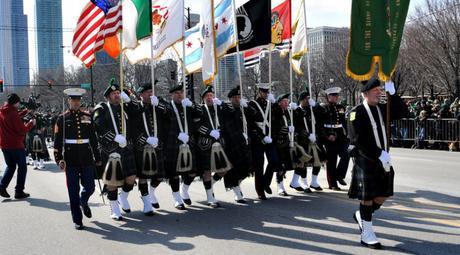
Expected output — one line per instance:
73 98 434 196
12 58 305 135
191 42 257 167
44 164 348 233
101 145 137 180
134 143 166 179
223 135 252 189
164 137 196 179
277 143 293 171
348 153 394 201
196 136 215 174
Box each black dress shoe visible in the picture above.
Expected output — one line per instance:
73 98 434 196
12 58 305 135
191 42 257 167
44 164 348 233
303 188 312 193
264 186 272 194
361 240 382 250
208 202 221 208
338 179 347 186
121 208 131 213
175 204 186 210
258 194 267 200
0 188 10 198
14 191 30 199
289 184 305 192
310 185 323 191
330 186 341 191
74 223 84 230
151 203 160 209
235 199 247 204
183 198 192 206
112 216 123 221
81 205 92 218
144 211 155 216
278 191 289 196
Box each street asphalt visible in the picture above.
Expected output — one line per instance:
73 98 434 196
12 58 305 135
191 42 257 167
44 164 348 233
0 148 459 255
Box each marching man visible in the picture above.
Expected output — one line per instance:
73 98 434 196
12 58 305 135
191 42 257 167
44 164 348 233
348 78 407 249
54 88 101 230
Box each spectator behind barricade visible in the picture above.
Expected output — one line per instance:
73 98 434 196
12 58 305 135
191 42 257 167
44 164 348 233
450 97 459 117
414 110 428 149
438 99 451 118
0 94 36 199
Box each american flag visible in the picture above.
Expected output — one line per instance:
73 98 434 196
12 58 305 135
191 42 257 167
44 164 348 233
243 47 262 69
72 0 122 68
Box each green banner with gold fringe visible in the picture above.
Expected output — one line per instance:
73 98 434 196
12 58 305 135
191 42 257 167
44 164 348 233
346 0 410 82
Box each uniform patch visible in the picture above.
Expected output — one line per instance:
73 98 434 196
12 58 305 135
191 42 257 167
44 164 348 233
350 112 356 121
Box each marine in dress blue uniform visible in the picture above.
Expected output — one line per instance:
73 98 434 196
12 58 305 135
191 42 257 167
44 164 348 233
54 88 101 230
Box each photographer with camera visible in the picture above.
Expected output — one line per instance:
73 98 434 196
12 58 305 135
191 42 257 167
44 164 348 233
0 93 36 199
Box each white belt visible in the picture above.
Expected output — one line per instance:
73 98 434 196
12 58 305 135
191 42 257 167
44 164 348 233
65 139 89 144
324 124 343 128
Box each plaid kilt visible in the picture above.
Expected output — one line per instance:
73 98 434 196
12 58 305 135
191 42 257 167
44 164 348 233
348 153 394 201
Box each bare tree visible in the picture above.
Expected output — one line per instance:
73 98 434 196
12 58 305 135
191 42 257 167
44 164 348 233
404 0 460 99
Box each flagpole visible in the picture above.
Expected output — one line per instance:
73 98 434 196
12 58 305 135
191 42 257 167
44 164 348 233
288 0 294 148
268 46 272 138
150 26 158 138
231 0 248 141
119 30 125 135
302 0 316 135
182 0 189 135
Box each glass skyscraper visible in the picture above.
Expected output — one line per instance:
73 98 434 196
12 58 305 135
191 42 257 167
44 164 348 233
0 0 30 86
35 0 63 76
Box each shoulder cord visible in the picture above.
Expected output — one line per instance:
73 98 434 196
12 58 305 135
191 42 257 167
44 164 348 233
282 114 294 147
171 100 189 135
204 103 219 130
363 100 388 151
140 101 158 137
251 99 270 136
106 102 126 137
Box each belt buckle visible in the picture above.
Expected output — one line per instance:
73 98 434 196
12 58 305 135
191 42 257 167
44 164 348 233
77 139 83 144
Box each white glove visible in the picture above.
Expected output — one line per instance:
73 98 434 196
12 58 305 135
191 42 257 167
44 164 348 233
308 133 316 143
263 136 272 144
181 98 193 107
267 93 276 104
178 132 189 144
114 134 127 148
210 129 220 140
146 136 159 148
240 98 248 108
288 125 295 133
121 92 131 103
378 150 392 172
308 98 316 107
150 95 159 106
289 102 298 110
385 81 396 95
212 98 222 106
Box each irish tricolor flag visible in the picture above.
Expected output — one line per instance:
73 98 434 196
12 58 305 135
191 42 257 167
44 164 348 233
122 0 152 49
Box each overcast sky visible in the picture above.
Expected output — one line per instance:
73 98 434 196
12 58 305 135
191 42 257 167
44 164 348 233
23 0 427 69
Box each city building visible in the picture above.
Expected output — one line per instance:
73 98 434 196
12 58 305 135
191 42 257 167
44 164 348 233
35 0 63 76
307 26 349 62
0 0 30 87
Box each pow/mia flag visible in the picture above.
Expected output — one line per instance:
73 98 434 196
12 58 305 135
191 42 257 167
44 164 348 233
228 0 271 53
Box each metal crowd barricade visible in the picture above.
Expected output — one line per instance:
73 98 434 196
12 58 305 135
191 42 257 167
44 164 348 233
392 118 460 143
